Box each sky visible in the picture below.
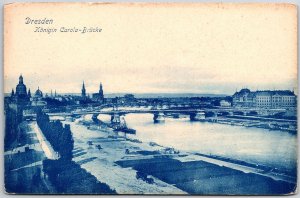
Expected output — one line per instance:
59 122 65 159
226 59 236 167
4 3 297 95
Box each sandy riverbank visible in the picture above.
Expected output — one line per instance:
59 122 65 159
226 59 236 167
67 120 296 195
69 120 186 194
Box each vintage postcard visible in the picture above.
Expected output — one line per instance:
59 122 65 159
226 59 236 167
3 2 297 195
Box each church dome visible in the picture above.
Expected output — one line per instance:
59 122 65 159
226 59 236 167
16 75 27 96
240 88 250 93
34 87 43 98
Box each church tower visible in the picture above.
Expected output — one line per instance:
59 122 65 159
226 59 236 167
81 81 86 98
11 89 15 97
99 83 104 97
16 75 27 96
28 89 31 98
99 83 104 103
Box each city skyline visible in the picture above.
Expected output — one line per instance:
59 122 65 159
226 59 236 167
4 3 297 94
5 75 297 97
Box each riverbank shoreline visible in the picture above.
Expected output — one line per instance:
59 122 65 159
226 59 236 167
205 115 297 133
69 119 296 194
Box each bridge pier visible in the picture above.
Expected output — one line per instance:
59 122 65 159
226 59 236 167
190 111 206 121
111 113 121 124
213 112 218 118
92 113 99 121
153 112 165 123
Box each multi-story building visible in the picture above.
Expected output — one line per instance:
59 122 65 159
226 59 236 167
255 91 272 108
232 88 296 109
270 91 296 108
232 89 256 107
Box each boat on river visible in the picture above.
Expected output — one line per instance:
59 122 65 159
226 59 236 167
113 116 136 134
114 127 136 134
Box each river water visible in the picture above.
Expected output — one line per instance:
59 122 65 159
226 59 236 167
98 113 297 173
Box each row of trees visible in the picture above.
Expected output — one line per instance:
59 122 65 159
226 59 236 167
36 110 74 161
36 110 116 194
43 159 116 194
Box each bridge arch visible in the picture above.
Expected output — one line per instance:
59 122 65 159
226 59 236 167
217 111 230 116
205 111 216 117
233 111 244 116
247 111 258 116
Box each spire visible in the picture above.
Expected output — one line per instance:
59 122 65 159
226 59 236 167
11 89 15 97
28 89 31 97
99 82 103 93
19 74 23 84
51 89 53 97
55 90 57 97
81 81 86 97
99 82 104 101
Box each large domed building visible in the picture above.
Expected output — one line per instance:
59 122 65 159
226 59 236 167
11 75 30 105
32 87 47 107
34 87 43 98
15 75 27 96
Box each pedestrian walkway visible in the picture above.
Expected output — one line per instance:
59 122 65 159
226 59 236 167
31 123 60 160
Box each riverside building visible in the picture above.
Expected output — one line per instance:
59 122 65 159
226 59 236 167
232 88 296 109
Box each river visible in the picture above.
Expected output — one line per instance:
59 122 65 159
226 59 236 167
97 113 297 173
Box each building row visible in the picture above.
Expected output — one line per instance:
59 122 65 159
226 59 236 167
232 88 296 109
9 75 106 107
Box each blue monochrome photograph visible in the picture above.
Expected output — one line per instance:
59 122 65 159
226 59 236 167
3 3 298 195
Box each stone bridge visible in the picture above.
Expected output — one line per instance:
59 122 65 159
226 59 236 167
23 107 288 123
